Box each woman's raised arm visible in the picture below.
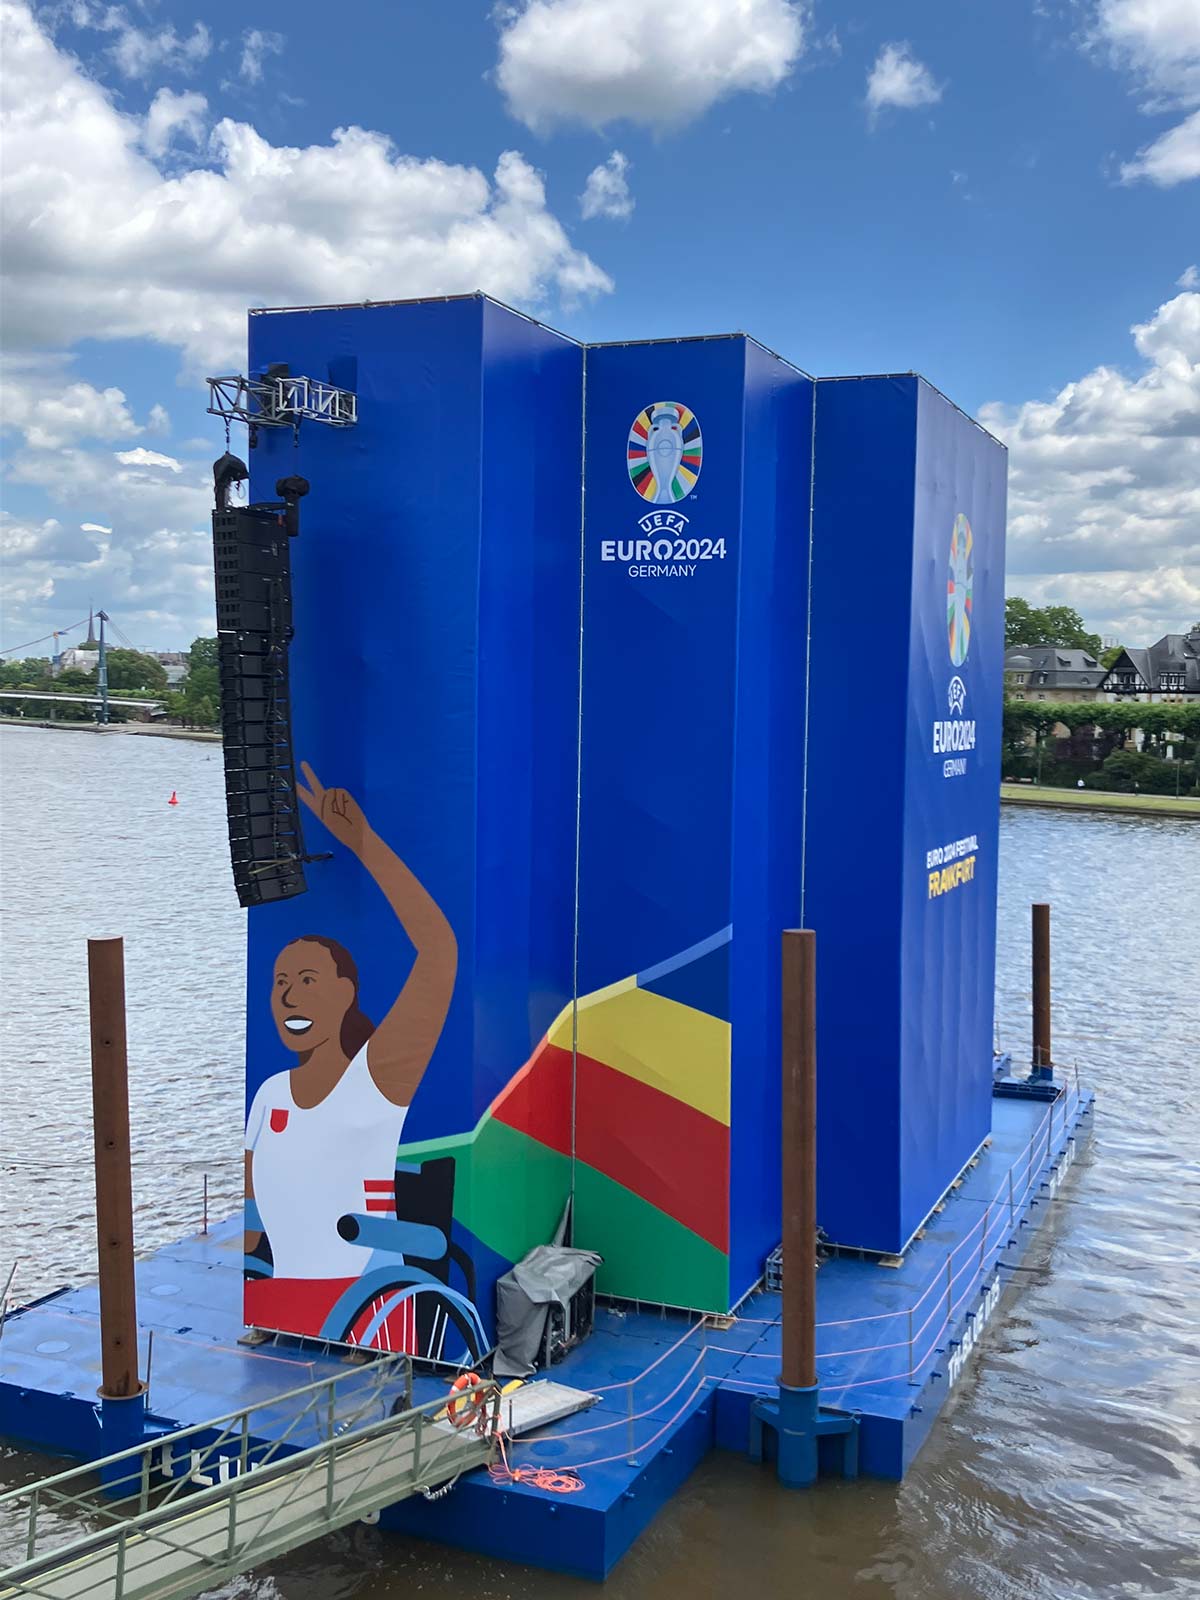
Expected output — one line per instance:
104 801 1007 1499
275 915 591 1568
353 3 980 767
297 764 457 1106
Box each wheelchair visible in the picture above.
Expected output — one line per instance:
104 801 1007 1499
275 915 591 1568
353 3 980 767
245 1156 488 1366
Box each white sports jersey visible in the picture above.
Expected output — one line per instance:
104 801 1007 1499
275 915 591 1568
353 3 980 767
245 1044 408 1279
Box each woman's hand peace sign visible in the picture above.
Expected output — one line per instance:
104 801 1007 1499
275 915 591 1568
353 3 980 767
297 762 373 859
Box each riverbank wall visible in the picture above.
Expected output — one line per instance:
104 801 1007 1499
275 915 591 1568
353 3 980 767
1001 783 1199 820
0 717 220 744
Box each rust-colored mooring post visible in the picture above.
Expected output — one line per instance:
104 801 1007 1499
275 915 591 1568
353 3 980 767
1031 903 1053 1082
781 929 818 1395
88 937 147 1476
777 929 820 1485
750 930 858 1486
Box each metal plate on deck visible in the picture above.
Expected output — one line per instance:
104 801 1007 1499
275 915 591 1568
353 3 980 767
501 1380 599 1437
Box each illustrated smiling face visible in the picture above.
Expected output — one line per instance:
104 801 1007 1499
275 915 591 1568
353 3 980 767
271 939 355 1055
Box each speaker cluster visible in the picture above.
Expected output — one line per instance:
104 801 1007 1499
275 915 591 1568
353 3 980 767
211 464 311 907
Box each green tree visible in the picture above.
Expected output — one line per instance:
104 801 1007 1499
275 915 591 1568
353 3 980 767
187 637 219 674
103 648 168 693
54 667 96 690
0 656 52 687
1100 644 1124 669
1004 597 1035 649
1005 598 1102 657
184 636 220 719
191 695 217 727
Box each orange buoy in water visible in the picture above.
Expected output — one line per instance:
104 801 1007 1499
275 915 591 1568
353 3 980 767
168 791 178 806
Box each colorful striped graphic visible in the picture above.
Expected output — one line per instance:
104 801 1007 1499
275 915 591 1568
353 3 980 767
947 512 974 667
627 402 703 504
397 929 733 1312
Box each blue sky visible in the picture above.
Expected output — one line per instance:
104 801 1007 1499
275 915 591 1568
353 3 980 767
1 0 1197 652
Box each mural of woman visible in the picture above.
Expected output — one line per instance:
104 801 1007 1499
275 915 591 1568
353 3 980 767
244 763 459 1344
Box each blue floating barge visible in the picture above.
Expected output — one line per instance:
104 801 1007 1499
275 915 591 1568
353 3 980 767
0 1079 1092 1581
0 303 1079 1585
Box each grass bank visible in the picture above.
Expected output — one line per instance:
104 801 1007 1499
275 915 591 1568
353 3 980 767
1001 783 1200 820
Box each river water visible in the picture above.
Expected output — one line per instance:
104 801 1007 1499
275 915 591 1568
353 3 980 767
1 725 1197 1600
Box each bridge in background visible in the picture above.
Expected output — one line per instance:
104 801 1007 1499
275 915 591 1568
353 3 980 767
0 692 163 712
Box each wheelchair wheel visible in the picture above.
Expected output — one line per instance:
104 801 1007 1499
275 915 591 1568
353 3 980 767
337 1283 485 1366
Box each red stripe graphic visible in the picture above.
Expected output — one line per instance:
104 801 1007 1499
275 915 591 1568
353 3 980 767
492 1039 572 1151
575 1054 728 1250
493 1040 729 1249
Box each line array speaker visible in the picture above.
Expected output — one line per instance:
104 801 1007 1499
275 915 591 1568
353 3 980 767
212 484 309 907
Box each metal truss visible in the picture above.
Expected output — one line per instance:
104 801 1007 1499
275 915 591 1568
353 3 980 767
207 374 357 429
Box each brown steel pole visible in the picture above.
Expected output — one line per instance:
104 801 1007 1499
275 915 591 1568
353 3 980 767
1032 903 1052 1079
781 929 817 1391
88 938 141 1399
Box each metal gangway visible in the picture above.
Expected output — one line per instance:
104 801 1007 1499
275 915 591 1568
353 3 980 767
0 1355 499 1600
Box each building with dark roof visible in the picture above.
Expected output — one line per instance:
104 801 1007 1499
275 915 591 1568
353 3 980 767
1100 630 1200 702
1005 644 1106 702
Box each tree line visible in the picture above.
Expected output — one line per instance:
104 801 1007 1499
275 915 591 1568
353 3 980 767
0 639 220 727
1003 700 1200 795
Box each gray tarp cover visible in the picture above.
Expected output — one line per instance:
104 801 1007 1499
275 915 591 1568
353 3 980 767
493 1246 602 1378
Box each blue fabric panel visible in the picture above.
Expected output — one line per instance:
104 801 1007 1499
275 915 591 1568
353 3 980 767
727 340 813 1300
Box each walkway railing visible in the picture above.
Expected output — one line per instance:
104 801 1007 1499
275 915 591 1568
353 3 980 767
500 1077 1091 1475
730 1076 1089 1397
0 1356 499 1600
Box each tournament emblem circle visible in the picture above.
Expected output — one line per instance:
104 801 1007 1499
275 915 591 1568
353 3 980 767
947 513 974 666
627 402 703 504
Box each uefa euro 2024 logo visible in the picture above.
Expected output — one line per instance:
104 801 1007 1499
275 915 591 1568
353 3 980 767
628 402 703 504
938 513 975 773
947 513 973 667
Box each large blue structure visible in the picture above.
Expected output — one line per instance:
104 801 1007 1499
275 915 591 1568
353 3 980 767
577 336 812 1310
806 377 1007 1254
235 313 1010 1338
241 297 583 1358
0 297 1070 1589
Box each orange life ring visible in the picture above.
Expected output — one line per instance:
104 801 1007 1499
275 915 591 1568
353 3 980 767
446 1371 487 1430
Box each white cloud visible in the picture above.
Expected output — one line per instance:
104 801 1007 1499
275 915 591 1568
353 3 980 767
141 87 207 158
980 290 1200 640
1 444 216 646
98 10 211 80
865 42 942 125
0 363 140 449
1007 567 1200 646
114 448 183 472
146 403 170 434
1119 105 1200 185
495 0 807 130
1092 0 1200 106
580 150 633 220
1179 264 1199 288
0 1 612 373
1092 0 1200 184
239 28 283 85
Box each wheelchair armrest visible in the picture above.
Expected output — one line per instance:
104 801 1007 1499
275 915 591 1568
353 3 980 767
336 1213 447 1260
